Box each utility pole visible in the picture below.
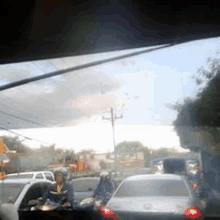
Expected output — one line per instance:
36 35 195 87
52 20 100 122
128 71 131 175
103 108 123 170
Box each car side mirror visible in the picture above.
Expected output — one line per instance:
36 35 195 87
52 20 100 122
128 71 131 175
27 200 38 207
8 196 15 203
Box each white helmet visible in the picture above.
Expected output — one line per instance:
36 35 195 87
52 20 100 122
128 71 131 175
100 171 110 180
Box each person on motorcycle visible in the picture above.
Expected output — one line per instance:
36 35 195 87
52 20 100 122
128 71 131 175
41 167 74 209
92 171 115 205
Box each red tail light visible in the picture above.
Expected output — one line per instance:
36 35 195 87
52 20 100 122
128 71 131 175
101 206 119 220
192 184 198 189
184 206 204 219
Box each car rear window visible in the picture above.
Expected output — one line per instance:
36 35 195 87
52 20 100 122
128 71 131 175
44 173 54 181
0 183 26 203
35 173 44 179
163 159 186 173
114 179 189 197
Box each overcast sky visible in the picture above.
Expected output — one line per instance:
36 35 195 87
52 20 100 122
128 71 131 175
0 37 220 153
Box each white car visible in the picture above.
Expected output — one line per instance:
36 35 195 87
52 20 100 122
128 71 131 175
0 178 52 219
6 171 55 182
103 174 206 220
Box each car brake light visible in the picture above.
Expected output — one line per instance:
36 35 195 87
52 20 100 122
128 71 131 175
184 207 204 219
101 206 119 220
192 184 198 189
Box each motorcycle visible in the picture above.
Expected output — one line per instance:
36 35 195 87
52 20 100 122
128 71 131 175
28 198 72 211
78 197 104 211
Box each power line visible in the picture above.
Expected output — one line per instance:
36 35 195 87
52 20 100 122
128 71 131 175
0 44 173 92
0 109 47 128
0 100 62 128
0 122 72 151
0 125 52 145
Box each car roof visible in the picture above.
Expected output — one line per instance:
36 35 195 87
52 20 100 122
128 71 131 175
125 174 183 182
0 179 51 184
71 177 100 181
7 171 50 175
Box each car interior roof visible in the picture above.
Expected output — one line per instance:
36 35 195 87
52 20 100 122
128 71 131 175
0 1 219 65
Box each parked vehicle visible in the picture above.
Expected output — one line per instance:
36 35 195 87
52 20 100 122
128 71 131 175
102 174 206 220
6 171 55 182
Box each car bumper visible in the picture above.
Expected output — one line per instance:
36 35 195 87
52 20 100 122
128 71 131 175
110 211 186 220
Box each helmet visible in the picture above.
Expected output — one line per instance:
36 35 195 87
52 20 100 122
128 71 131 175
54 167 68 182
100 171 110 180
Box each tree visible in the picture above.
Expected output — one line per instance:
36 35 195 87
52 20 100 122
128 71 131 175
106 153 111 159
115 141 144 160
151 147 171 158
165 52 220 191
77 149 95 160
166 51 220 153
1 136 33 154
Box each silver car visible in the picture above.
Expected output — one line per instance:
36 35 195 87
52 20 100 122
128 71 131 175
0 179 52 213
105 174 206 220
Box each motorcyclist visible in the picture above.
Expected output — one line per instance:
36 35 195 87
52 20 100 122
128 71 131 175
41 167 74 209
92 171 115 205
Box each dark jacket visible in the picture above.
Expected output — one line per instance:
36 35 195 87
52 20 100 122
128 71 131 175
42 182 74 208
93 179 115 204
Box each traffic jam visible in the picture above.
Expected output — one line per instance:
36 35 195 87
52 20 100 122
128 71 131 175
0 140 206 220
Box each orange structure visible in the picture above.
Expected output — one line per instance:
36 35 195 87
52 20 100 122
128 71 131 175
48 159 93 174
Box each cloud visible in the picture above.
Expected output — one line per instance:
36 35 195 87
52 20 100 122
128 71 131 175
0 61 127 129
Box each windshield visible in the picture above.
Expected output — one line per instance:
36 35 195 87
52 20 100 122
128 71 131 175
0 182 25 203
114 179 189 197
0 21 220 217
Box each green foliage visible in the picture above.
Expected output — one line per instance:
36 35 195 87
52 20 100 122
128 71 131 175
140 146 151 160
166 51 220 151
115 141 144 160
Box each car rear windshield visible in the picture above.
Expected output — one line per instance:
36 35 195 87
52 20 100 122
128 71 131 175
163 159 186 173
0 182 26 203
7 174 34 179
114 179 189 197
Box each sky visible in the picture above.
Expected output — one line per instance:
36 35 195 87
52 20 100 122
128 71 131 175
0 37 220 153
